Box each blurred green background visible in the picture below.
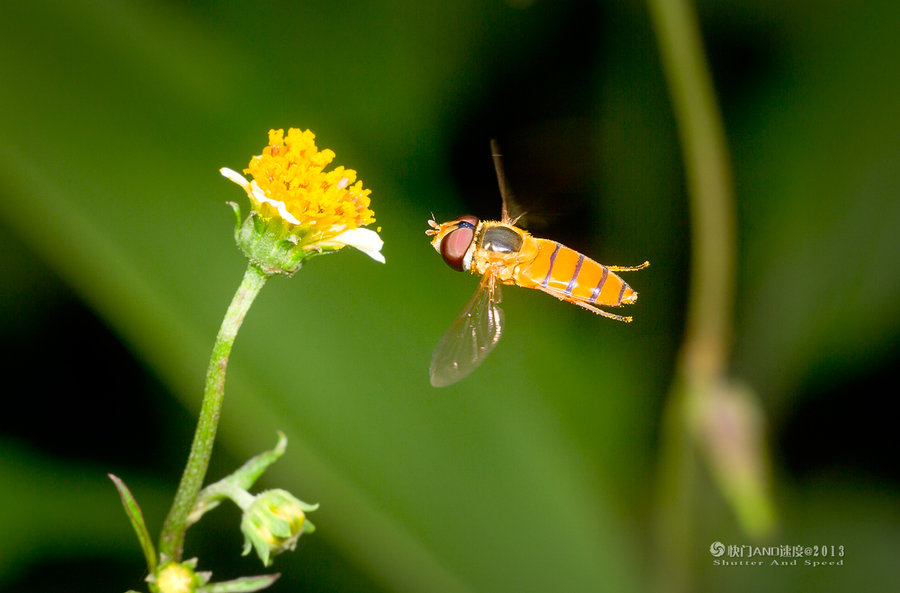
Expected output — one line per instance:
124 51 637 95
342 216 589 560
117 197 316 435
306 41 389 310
1 0 898 592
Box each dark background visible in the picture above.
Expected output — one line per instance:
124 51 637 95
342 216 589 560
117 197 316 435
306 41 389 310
1 0 897 592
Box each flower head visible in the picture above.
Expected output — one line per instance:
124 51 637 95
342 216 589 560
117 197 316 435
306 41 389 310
241 489 318 567
221 128 384 274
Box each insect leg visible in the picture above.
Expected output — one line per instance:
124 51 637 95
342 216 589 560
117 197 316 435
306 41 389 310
606 261 650 272
566 297 634 322
534 283 635 322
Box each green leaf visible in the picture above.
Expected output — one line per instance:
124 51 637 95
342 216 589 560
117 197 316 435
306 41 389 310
188 432 288 526
200 574 279 593
109 474 158 573
222 431 287 492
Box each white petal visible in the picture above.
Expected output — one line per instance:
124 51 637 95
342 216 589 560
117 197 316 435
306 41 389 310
248 181 303 225
220 167 250 189
330 228 385 263
221 168 305 226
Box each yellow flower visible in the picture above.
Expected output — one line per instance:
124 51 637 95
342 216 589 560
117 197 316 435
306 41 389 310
221 128 384 273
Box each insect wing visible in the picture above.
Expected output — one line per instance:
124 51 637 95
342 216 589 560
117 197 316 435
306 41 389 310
430 277 504 387
490 139 526 226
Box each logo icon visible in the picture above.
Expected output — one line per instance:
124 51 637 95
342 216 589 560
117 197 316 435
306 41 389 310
710 541 726 557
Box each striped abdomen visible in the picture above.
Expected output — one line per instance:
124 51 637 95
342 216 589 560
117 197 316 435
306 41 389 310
516 238 637 307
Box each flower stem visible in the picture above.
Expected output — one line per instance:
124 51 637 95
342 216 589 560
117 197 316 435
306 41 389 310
648 0 735 368
646 0 737 591
159 262 269 561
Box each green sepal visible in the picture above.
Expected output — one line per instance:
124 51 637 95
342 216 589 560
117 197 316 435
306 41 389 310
109 474 158 573
226 201 243 233
233 209 345 276
234 211 301 276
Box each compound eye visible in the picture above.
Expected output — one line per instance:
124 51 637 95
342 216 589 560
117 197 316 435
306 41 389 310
440 215 478 271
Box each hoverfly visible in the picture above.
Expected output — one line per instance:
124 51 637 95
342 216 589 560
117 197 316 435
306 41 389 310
426 140 649 387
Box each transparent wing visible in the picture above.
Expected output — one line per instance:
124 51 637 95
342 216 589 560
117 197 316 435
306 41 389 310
490 139 526 226
430 275 504 387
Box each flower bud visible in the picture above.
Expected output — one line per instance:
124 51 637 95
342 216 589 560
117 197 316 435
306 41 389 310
692 380 776 538
241 489 317 566
148 559 209 593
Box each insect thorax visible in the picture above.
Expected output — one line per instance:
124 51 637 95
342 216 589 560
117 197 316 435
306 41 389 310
468 223 527 281
480 224 523 253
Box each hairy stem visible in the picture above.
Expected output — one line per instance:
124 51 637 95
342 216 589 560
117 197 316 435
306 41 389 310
159 263 269 560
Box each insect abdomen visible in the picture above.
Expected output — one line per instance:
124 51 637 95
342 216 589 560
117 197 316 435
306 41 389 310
517 238 636 306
